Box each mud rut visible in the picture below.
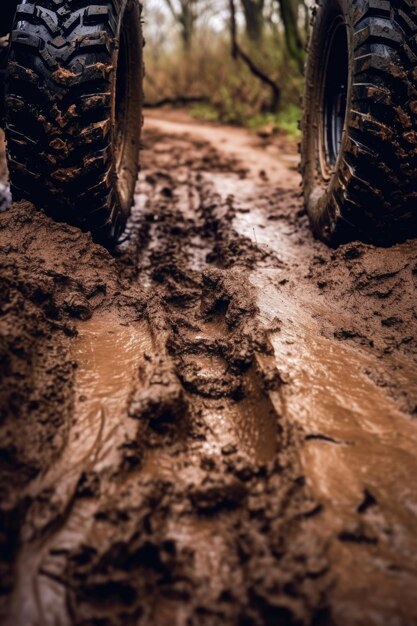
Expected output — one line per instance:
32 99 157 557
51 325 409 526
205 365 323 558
1 114 417 626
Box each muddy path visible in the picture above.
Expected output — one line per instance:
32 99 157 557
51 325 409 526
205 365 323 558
1 111 417 626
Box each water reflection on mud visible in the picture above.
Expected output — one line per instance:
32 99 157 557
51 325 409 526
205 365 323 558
7 315 148 626
256 273 417 624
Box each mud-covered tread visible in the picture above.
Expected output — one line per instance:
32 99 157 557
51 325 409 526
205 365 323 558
301 0 417 245
5 0 143 245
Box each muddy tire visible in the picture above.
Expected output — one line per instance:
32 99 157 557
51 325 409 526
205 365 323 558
5 0 144 246
301 0 417 245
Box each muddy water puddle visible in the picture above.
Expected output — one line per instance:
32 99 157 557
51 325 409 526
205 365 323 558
207 154 417 531
47 314 151 492
255 271 417 623
7 314 151 626
72 315 152 468
255 274 417 511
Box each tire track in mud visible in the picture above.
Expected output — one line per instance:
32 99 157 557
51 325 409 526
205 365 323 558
3 116 417 626
5 316 152 626
0 128 331 625
62 134 330 625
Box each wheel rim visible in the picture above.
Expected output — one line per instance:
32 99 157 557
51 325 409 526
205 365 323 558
320 16 349 175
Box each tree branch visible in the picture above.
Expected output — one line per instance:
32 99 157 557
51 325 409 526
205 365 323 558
229 0 281 110
163 0 179 21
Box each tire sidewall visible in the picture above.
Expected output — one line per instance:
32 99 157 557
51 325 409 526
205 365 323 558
112 0 144 221
302 0 356 242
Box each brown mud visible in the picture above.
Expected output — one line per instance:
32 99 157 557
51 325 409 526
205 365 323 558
1 111 417 625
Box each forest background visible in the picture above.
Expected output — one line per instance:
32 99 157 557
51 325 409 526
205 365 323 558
143 0 313 136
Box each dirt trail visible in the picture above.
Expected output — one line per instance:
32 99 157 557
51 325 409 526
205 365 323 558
1 111 417 626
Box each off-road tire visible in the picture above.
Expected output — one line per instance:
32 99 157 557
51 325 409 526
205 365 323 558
301 0 417 245
5 0 144 246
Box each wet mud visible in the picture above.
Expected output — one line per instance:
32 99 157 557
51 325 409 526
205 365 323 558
1 111 417 625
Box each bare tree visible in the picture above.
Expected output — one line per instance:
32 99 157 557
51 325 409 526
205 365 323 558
275 0 305 72
240 0 265 43
230 0 281 110
163 0 198 50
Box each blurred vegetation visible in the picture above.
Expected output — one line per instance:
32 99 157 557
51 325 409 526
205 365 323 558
143 0 310 134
